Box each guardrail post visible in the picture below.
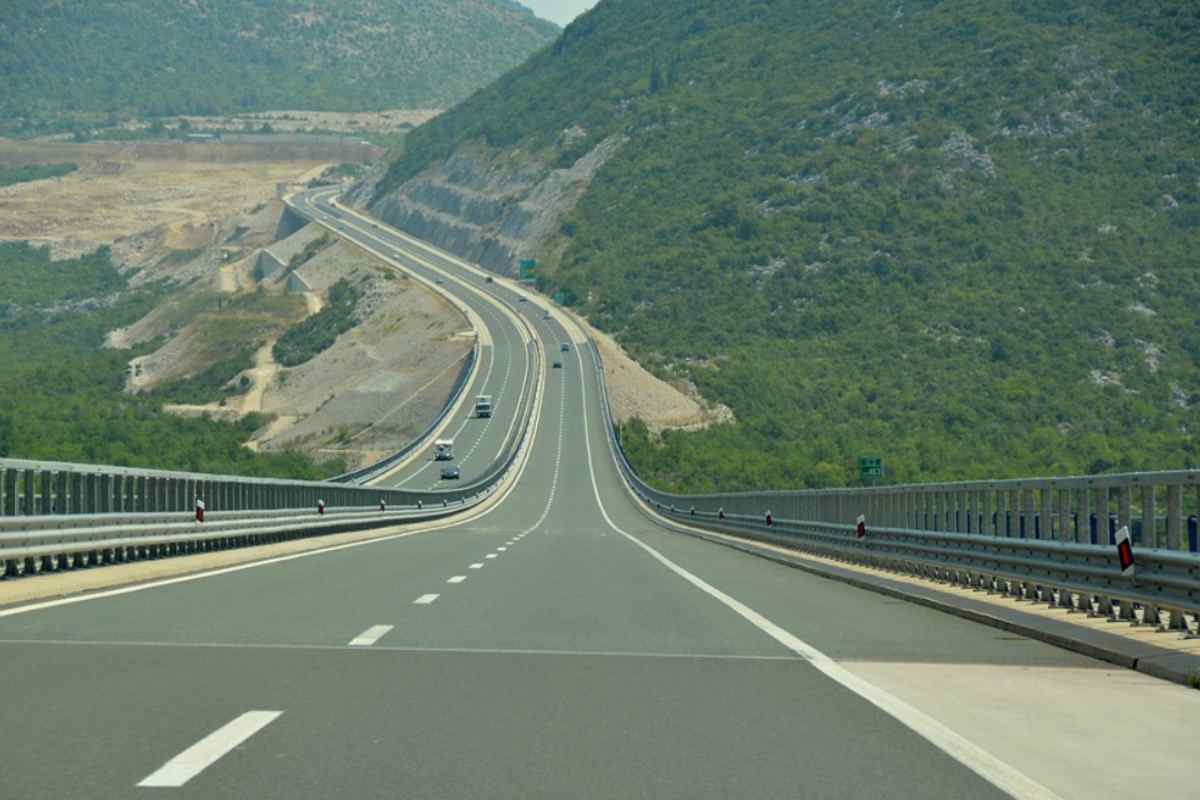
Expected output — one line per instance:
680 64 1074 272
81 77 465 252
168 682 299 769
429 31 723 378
2 468 15 516
21 469 34 516
1040 485 1052 540
1075 487 1089 544
135 476 147 512
40 470 53 514
98 474 112 514
1189 515 1198 553
56 471 69 514
83 473 97 513
1118 485 1132 542
1141 485 1156 548
1166 485 1182 550
1056 489 1069 542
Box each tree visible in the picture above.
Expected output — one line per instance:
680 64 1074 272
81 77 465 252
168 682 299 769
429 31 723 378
0 414 11 457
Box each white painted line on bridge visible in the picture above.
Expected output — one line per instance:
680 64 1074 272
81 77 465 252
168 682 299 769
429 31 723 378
497 547 507 551
413 594 440 605
469 563 484 569
485 554 498 559
137 710 283 788
348 625 394 647
447 576 467 584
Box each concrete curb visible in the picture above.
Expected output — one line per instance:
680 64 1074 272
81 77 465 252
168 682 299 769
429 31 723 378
643 510 1200 690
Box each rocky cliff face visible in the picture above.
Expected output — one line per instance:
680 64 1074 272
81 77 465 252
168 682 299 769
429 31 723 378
354 132 624 276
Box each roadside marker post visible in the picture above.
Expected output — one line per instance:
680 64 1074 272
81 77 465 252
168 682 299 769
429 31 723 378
1115 525 1135 577
195 497 205 524
765 510 774 527
856 514 866 539
317 499 325 516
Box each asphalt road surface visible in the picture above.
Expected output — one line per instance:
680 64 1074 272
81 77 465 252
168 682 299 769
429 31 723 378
1 195 1194 800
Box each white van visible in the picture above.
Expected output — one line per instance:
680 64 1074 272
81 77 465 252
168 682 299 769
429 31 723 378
475 395 493 418
434 439 455 460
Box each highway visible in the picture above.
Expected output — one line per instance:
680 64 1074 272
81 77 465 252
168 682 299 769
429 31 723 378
0 195 1195 799
290 187 535 491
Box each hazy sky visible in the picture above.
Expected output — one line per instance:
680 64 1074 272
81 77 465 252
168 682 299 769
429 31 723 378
521 0 597 26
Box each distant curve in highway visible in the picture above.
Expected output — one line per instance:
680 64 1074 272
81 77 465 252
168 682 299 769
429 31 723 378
0 192 1194 799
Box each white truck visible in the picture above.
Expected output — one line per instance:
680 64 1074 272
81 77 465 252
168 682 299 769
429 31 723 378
434 439 455 461
475 395 493 418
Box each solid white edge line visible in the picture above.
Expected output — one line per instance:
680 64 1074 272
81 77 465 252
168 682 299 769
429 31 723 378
348 624 394 647
137 710 283 788
413 594 440 605
570 342 1062 800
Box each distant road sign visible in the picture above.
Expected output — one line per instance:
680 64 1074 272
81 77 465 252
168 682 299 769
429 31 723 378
858 456 884 481
519 259 537 281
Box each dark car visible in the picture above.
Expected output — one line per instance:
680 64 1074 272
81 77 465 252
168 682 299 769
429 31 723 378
485 276 494 283
560 343 570 352
552 360 563 369
440 465 461 480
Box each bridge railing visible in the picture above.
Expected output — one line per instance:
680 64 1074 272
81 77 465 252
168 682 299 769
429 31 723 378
586 340 1200 628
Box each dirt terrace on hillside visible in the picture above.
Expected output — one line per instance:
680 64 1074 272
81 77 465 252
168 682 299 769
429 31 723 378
0 140 346 260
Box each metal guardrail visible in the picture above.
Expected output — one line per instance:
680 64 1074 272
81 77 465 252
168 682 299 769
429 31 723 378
586 341 1200 630
0 506 445 577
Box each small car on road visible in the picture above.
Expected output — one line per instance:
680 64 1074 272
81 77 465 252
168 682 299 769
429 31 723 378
440 465 461 480
552 360 563 369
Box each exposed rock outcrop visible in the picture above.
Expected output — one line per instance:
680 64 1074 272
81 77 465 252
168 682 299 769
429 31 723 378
356 134 625 276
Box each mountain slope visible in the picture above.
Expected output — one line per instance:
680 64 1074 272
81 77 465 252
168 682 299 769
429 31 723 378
0 0 558 117
371 0 1200 490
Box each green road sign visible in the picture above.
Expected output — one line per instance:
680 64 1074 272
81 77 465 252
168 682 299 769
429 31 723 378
519 259 537 281
858 456 884 481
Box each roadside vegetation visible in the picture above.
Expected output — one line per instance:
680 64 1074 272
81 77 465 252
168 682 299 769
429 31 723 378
0 243 343 478
383 0 1200 491
273 279 362 368
0 162 78 187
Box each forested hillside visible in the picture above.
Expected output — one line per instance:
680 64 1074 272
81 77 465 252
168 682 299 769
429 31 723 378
378 0 1200 490
0 0 557 119
0 243 342 479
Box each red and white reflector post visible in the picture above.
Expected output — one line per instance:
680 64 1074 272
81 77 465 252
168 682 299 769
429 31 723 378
194 497 205 524
1115 525 1135 576
856 514 866 539
765 510 774 527
379 500 386 512
317 499 326 516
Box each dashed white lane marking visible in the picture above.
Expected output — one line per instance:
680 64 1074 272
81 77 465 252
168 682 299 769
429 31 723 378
497 547 507 552
413 594 440 605
469 563 484 569
137 710 283 788
485 554 498 559
447 576 467 584
348 625 394 647
572 344 1062 800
